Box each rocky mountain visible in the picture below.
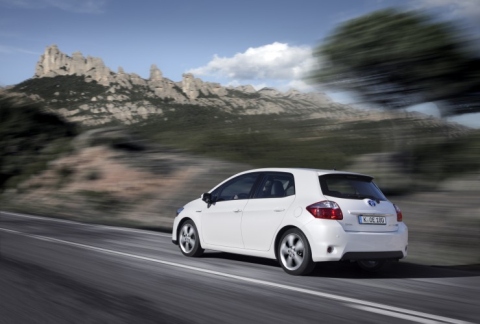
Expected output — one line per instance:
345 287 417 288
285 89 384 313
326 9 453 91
10 44 433 127
33 45 326 102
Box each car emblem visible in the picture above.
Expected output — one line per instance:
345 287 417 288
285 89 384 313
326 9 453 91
368 199 376 207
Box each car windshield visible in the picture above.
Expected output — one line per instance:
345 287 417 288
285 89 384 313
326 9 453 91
319 174 386 201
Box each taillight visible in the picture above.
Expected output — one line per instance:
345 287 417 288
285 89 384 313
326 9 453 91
394 204 403 222
306 201 343 220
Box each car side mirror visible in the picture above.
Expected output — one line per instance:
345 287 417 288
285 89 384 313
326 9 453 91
202 192 212 204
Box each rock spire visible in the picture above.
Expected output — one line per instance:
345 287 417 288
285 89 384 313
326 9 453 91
35 45 114 86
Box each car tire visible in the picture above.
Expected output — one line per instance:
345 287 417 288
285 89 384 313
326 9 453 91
178 220 204 257
356 260 387 272
278 228 315 276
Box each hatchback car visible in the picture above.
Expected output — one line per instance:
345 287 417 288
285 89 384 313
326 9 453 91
172 168 408 275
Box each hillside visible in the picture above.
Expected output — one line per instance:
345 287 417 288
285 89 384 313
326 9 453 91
11 44 469 132
5 45 477 189
1 127 248 229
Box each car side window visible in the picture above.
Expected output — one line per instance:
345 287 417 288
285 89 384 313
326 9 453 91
254 173 295 199
215 173 260 202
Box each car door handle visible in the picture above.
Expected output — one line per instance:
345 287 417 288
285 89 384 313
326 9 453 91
233 209 242 213
274 208 285 212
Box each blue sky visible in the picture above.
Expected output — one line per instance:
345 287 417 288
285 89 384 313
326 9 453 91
0 0 479 127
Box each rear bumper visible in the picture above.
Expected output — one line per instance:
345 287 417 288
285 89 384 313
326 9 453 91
340 251 404 261
302 220 408 262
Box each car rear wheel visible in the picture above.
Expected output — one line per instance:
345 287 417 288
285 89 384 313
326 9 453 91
356 260 386 272
179 220 204 257
278 229 315 276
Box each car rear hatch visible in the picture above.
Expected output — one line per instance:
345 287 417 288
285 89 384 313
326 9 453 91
319 173 399 232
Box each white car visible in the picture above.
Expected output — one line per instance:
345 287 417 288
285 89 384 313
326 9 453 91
172 168 408 275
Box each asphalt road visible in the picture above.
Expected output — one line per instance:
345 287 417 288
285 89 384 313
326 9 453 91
0 211 478 324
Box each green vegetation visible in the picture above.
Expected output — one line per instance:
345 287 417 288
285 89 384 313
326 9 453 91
132 105 344 168
197 91 220 99
13 75 109 109
226 89 261 99
77 190 126 213
0 94 77 190
83 168 102 181
131 103 479 181
412 130 480 180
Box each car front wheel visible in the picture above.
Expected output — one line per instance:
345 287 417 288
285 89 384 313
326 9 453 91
278 229 315 276
179 220 204 257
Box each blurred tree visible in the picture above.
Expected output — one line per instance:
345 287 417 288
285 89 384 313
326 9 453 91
311 9 480 117
0 94 77 189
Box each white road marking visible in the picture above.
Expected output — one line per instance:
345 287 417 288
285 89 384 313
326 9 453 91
0 211 171 238
0 226 472 324
350 305 444 324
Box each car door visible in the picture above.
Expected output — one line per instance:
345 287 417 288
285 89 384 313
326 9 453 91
201 172 261 249
241 172 296 251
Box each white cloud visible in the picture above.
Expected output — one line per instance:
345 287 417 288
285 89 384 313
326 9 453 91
0 0 108 13
285 80 315 92
189 42 317 83
417 0 480 19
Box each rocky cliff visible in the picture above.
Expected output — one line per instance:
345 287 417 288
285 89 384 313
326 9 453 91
34 45 329 104
14 44 466 133
27 45 363 124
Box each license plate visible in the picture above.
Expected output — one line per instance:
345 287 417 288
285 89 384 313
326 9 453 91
358 216 386 225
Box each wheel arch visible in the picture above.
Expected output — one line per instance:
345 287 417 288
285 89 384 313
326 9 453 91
177 217 194 238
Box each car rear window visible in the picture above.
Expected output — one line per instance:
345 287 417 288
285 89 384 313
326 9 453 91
319 174 386 201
